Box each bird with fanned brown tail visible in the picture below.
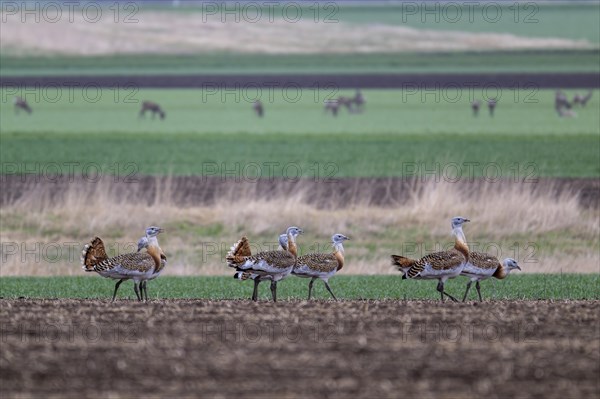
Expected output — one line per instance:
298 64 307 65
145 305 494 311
391 217 470 302
81 226 166 302
227 226 302 302
292 233 350 301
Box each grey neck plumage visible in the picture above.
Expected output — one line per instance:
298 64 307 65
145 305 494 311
452 225 467 244
333 242 345 254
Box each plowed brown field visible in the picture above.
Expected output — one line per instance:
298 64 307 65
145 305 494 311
1 299 598 398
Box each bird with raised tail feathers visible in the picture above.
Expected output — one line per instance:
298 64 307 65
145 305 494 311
391 217 470 302
461 255 521 302
227 226 303 302
81 226 166 301
136 235 168 301
292 233 350 300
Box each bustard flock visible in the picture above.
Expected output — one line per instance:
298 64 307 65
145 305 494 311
81 217 520 302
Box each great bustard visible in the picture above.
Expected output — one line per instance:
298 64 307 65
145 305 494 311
136 235 168 301
292 233 350 300
391 217 470 302
14 96 32 114
233 231 295 285
81 226 166 301
139 101 166 120
227 226 303 302
461 255 521 302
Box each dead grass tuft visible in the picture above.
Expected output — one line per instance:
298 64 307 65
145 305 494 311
1 178 598 276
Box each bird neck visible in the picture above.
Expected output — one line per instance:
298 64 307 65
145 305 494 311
332 242 345 255
493 265 508 279
452 226 469 260
493 264 513 280
287 233 297 258
146 245 162 270
333 243 345 271
146 235 159 247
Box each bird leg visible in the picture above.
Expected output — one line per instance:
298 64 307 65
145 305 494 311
444 290 459 303
436 281 445 302
324 281 337 301
270 281 277 302
437 281 458 303
133 281 141 301
462 281 473 302
308 277 316 300
252 278 260 301
112 279 125 302
476 281 483 302
141 281 148 302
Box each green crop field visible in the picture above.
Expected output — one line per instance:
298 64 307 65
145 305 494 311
1 89 599 177
1 274 598 300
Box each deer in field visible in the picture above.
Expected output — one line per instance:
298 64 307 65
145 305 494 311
14 96 32 114
573 91 593 107
253 100 264 117
555 91 572 110
555 90 577 117
487 99 497 117
352 89 365 113
471 100 481 117
337 96 354 113
139 101 165 120
324 99 340 117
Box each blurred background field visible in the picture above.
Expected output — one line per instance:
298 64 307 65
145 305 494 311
1 89 598 177
2 2 599 75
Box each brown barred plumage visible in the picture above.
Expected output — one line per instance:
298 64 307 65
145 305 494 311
81 237 108 271
81 237 158 274
91 252 157 273
469 252 502 271
296 252 341 273
229 250 296 270
226 227 303 302
391 255 416 270
406 247 467 279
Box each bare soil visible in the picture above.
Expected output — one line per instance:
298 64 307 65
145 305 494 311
1 299 598 399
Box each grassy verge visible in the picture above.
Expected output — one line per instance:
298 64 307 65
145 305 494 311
0 275 598 300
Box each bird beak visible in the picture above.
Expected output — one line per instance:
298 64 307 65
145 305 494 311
158 228 165 233
516 265 521 271
345 236 350 240
464 219 471 223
